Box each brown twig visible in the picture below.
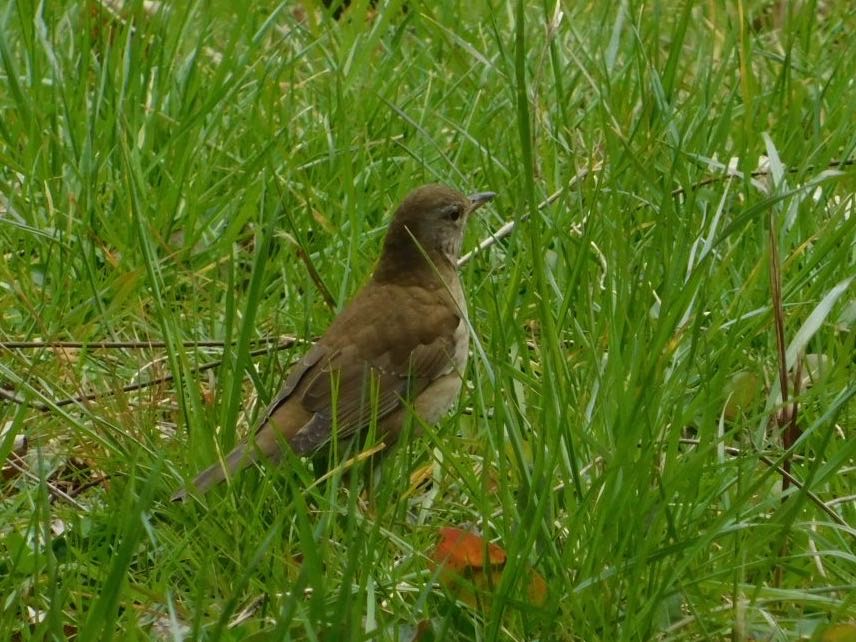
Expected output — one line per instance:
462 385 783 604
1 388 28 405
768 176 792 587
782 357 804 493
461 158 853 265
678 438 848 530
458 165 596 267
3 453 88 510
0 338 283 350
66 475 112 499
668 157 854 204
2 338 299 412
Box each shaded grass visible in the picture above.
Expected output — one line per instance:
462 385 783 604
1 0 854 639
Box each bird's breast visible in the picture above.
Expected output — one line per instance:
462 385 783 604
445 273 469 372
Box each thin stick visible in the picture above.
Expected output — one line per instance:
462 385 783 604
4 338 299 412
667 158 854 204
0 338 284 350
3 453 88 511
679 438 847 529
457 166 595 267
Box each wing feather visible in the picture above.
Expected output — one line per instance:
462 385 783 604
266 281 462 454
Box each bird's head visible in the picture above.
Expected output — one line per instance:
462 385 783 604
379 184 495 272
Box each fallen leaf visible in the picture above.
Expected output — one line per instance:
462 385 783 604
432 528 506 572
526 568 548 607
820 623 856 642
430 528 547 610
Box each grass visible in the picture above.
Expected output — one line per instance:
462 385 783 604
1 0 855 639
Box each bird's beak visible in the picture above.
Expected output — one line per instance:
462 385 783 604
467 191 496 212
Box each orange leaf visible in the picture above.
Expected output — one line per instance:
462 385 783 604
430 527 548 611
527 568 548 607
431 528 507 610
431 528 507 572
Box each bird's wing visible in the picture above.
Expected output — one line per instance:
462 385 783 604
285 282 463 454
255 342 328 429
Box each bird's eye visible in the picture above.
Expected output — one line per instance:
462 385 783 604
443 204 463 221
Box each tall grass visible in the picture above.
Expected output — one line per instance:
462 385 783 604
1 0 854 639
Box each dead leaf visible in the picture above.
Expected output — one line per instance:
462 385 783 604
406 462 435 496
432 528 506 572
820 623 856 642
526 568 548 607
430 527 547 610
312 209 336 234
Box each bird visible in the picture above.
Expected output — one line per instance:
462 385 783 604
172 184 496 501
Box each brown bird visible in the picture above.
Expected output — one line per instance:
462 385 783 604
172 184 495 501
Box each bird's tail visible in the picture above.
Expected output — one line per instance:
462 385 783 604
171 443 256 502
